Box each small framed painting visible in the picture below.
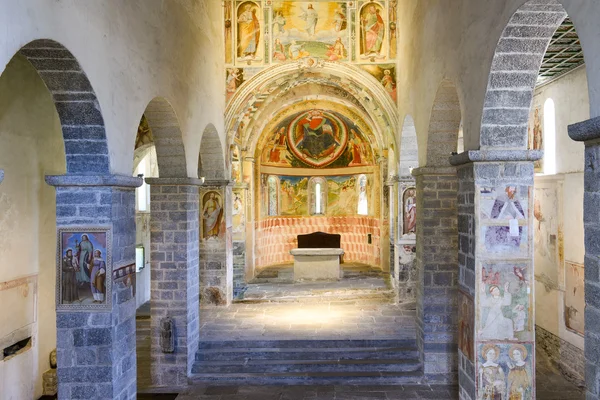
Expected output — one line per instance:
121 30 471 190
56 227 112 311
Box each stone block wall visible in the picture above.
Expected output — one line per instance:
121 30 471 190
54 185 137 400
536 325 585 387
149 183 199 388
255 216 381 268
414 169 459 383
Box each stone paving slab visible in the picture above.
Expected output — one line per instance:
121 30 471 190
199 303 417 341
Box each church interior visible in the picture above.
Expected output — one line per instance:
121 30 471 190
0 1 599 399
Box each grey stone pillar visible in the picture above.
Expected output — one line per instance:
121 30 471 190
412 167 458 383
46 174 141 400
569 117 600 400
146 178 202 388
450 151 538 400
199 180 234 305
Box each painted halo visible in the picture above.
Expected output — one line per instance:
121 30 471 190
286 109 349 168
508 344 528 361
481 343 500 361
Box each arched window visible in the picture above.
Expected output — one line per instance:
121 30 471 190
357 174 368 215
267 175 279 216
543 98 556 175
134 147 157 212
309 177 327 215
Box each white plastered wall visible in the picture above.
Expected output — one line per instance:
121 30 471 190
0 55 65 400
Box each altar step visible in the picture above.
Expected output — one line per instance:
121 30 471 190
238 274 395 304
190 339 423 385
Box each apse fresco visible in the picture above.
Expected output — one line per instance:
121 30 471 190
264 173 372 217
528 105 543 173
261 109 373 168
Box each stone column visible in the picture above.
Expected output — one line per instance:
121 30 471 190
46 174 141 400
199 180 234 306
146 177 202 388
569 117 600 400
387 176 398 277
450 151 538 400
412 167 458 383
396 177 417 306
244 157 256 282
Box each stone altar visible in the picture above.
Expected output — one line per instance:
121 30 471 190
289 248 345 281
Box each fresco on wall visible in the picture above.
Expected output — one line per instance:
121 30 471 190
237 1 262 61
565 261 584 335
327 175 357 215
359 2 386 61
402 187 416 235
58 228 111 310
261 109 373 168
528 105 544 173
268 173 372 217
202 191 225 241
459 290 475 362
478 262 532 342
135 115 153 149
360 64 397 102
232 189 245 240
279 175 309 215
225 1 233 64
270 2 349 61
480 186 529 256
476 342 534 400
231 144 242 183
533 185 560 284
389 0 397 59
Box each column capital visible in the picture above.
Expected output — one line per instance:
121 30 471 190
244 156 256 163
45 174 142 188
145 177 204 186
203 179 235 187
411 166 456 177
449 150 542 166
569 116 600 143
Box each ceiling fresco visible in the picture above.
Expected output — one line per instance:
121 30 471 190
260 108 374 169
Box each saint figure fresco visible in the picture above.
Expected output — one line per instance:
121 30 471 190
237 2 260 59
360 4 385 58
403 188 417 234
479 282 515 340
478 344 505 400
202 191 224 240
90 249 106 303
300 3 319 36
61 248 79 303
506 344 532 399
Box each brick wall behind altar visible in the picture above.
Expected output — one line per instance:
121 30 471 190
255 216 381 269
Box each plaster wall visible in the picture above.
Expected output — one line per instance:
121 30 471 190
0 55 65 399
395 0 600 165
532 68 588 356
0 0 226 177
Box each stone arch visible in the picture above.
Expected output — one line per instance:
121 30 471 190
399 115 419 176
12 39 110 174
425 80 462 167
143 97 187 178
199 123 226 180
480 0 568 148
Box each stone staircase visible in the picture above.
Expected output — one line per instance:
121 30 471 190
190 338 423 385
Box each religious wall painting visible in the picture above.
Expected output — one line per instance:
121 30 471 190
237 1 263 62
279 175 309 215
261 109 373 169
459 290 475 362
360 64 397 102
402 187 416 235
477 342 534 400
230 144 242 183
478 262 532 342
270 2 349 61
528 105 543 173
327 175 358 216
565 261 584 335
226 68 244 103
533 185 560 283
359 1 386 61
57 227 112 311
225 0 234 64
135 114 153 150
480 186 529 257
389 0 397 59
232 189 246 240
201 190 225 241
267 175 279 216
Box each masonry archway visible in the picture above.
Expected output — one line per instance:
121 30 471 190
0 39 140 400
